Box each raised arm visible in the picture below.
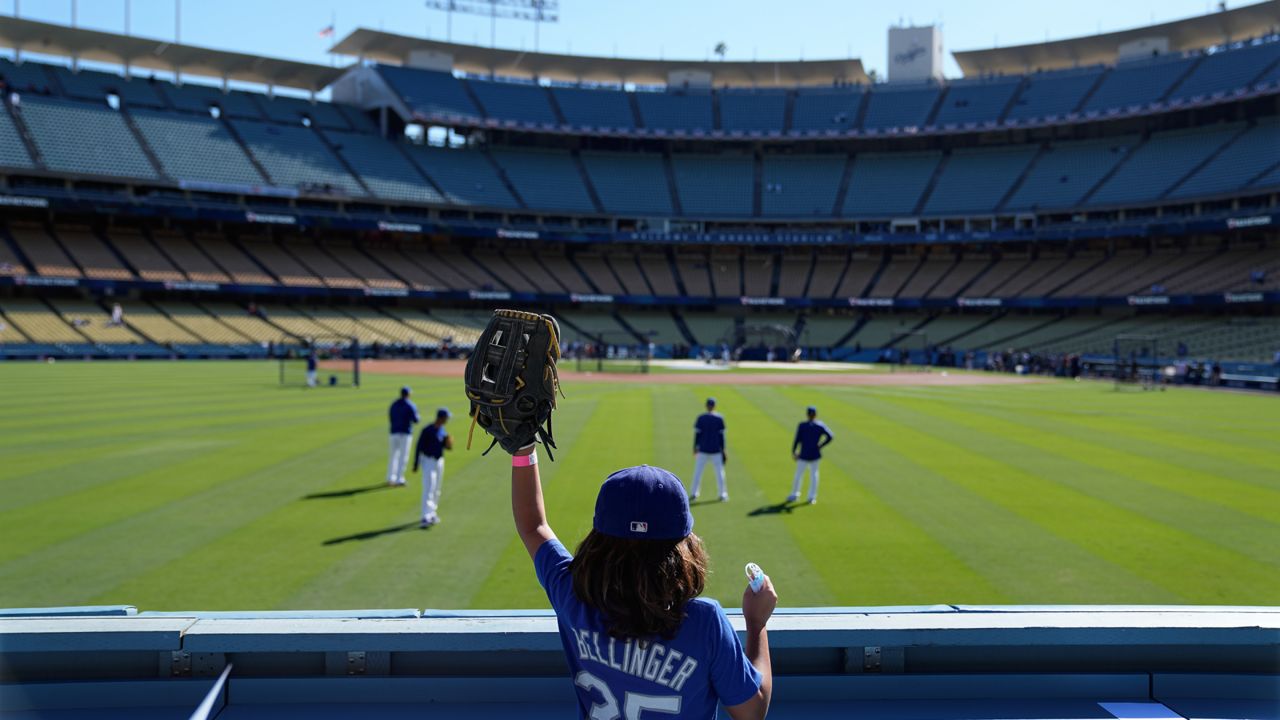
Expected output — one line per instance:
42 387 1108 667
726 575 777 720
511 445 556 560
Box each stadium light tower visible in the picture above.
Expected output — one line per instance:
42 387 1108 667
424 0 559 50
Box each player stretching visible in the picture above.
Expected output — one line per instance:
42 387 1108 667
386 386 419 487
691 397 728 501
788 406 833 505
413 408 453 527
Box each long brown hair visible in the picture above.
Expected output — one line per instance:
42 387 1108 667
570 529 709 640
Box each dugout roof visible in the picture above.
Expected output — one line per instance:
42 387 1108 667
329 30 869 87
953 0 1280 75
0 17 347 92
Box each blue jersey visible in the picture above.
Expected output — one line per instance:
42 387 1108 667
306 355 317 371
793 420 833 461
693 412 726 454
535 539 761 719
388 398 419 434
415 424 448 459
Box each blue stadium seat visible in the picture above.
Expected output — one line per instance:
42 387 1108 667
1170 118 1280 199
1004 67 1102 122
1169 41 1280 101
549 85 635 130
1081 54 1197 113
405 145 519 209
48 66 167 108
18 96 157 179
671 153 754 215
842 151 942 216
376 65 481 122
635 91 713 132
580 151 673 215
761 155 845 217
324 130 445 204
131 108 265 185
1004 136 1138 212
229 119 365 195
720 90 787 133
924 145 1038 215
258 95 352 131
1088 123 1242 205
338 105 380 134
0 57 55 91
791 87 863 133
468 79 559 126
933 78 1021 127
489 148 595 213
0 102 35 170
161 82 231 115
861 84 940 130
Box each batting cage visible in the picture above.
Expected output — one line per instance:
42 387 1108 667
1112 334 1160 391
888 329 931 372
569 330 651 374
277 336 361 388
737 322 800 362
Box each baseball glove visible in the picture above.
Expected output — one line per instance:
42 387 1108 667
464 309 563 459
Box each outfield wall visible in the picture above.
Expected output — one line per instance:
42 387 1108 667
1 606 1276 718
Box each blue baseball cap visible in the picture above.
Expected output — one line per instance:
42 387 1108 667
593 465 693 540
806 405 817 414
401 386 412 395
437 407 451 418
706 397 716 407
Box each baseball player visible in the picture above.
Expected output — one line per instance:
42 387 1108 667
386 386 419 486
788 405 833 504
305 349 318 388
690 397 728 501
413 408 453 527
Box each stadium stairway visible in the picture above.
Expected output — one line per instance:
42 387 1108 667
3 94 44 169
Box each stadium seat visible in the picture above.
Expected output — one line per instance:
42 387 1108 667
404 145 520 209
489 148 596 213
0 102 35 169
1004 67 1103 122
842 151 942 216
761 155 845 217
48 66 167 108
549 85 636 129
17 96 158 180
468 79 559 126
579 151 673 216
861 84 940 130
670 153 753 216
791 87 863 133
323 130 446 204
1169 118 1280 199
635 90 714 132
1081 54 1197 113
229 119 365 196
1088 124 1242 205
375 65 482 122
57 227 133 280
932 78 1021 126
1168 41 1280 101
1003 136 1139 212
923 145 1038 215
719 90 788 133
130 108 266 185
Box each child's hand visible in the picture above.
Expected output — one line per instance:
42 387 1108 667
742 574 777 631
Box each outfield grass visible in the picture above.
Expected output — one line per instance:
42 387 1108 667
0 361 1277 611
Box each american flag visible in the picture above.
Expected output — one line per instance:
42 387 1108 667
317 24 334 38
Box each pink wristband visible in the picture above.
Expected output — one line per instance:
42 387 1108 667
512 451 538 467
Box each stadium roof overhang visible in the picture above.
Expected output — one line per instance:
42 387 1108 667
953 0 1280 75
0 17 348 92
329 30 868 87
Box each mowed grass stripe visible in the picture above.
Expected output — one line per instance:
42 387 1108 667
468 384 656 608
0 426 382 608
738 387 1014 605
839 390 1280 604
652 386 838 607
947 396 1280 521
282 385 603 610
777 386 1186 604
869 392 1280 573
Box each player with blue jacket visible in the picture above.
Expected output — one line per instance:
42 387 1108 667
386 386 419 486
510 442 778 719
691 397 728 501
413 408 453 527
788 406 833 504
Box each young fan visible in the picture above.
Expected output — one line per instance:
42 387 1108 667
510 445 778 719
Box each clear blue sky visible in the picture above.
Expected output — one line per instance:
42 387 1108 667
6 0 1249 79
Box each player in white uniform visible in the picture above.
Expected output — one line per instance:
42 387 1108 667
386 386 419 486
413 408 453 527
690 397 728 501
788 406 834 504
